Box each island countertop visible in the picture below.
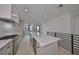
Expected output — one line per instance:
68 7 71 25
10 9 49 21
32 34 61 47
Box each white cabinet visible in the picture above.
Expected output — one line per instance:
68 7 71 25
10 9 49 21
0 4 11 18
13 35 20 54
11 5 19 24
31 35 60 55
0 41 13 55
0 4 19 24
36 42 58 55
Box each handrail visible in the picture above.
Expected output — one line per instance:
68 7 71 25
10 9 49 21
47 31 79 55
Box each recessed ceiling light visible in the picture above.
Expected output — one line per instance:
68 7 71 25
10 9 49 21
25 17 28 19
25 9 28 12
43 14 47 18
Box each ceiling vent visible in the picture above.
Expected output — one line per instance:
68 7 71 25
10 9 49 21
58 4 63 8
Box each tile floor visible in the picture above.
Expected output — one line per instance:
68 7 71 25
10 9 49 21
16 35 34 55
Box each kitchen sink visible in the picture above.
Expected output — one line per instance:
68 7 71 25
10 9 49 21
0 34 18 40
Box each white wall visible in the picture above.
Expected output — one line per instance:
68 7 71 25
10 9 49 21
72 15 79 35
42 13 72 35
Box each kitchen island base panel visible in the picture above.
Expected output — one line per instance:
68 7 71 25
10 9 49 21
36 42 58 55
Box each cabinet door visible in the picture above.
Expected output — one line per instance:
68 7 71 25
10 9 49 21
13 36 20 54
11 5 19 24
0 5 11 18
1 41 13 55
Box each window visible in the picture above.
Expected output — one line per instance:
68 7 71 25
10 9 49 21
36 25 40 32
36 25 40 35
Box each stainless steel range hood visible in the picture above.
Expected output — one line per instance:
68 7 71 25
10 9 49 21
0 20 18 38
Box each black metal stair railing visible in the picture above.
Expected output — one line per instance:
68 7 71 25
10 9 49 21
73 35 79 55
47 32 79 55
47 32 56 37
56 33 72 53
71 34 73 54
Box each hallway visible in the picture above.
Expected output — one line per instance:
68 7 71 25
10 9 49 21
16 36 34 55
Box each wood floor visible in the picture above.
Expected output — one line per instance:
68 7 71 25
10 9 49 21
16 36 34 55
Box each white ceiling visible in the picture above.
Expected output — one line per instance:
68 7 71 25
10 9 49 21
15 4 79 25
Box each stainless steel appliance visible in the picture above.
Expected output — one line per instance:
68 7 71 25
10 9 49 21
0 20 18 38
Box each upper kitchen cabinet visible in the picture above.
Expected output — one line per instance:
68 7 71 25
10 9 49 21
11 5 19 24
0 4 19 24
0 4 11 19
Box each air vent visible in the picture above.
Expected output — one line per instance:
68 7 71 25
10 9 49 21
58 4 63 8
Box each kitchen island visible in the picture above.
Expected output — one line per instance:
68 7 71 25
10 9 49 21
30 34 61 55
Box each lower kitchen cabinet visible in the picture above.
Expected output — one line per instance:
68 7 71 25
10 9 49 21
0 35 20 55
13 35 20 55
30 37 58 55
0 41 13 55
